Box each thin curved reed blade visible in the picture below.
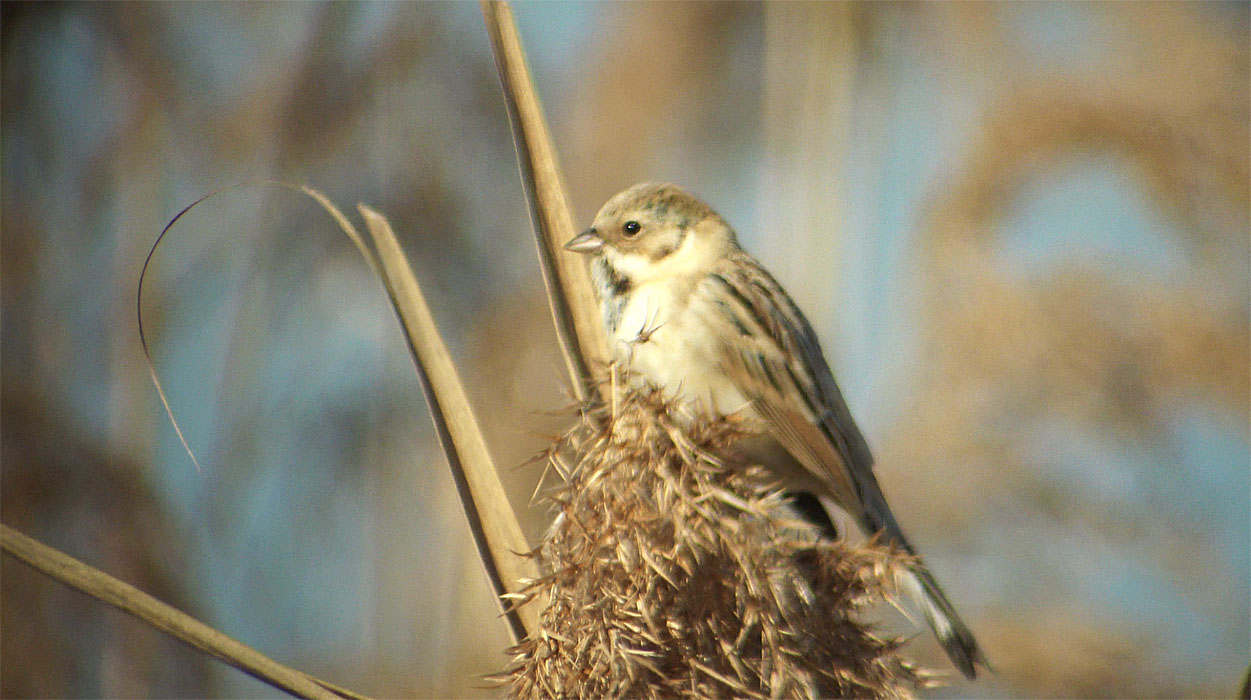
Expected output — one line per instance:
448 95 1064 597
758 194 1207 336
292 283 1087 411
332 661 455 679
138 181 536 665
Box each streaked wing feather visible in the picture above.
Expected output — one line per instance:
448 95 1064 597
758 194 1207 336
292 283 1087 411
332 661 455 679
705 252 879 521
702 252 985 678
750 395 859 510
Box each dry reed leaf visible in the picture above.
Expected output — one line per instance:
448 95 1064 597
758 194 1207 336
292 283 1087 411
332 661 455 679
350 202 541 642
137 182 539 650
481 0 608 404
504 384 928 699
0 524 360 700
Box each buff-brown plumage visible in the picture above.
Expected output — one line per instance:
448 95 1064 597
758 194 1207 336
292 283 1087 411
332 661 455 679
565 183 986 679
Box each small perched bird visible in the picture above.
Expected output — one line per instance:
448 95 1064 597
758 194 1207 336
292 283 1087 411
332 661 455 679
565 182 986 679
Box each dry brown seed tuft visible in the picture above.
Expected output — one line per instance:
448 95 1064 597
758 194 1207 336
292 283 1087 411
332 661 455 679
505 383 931 699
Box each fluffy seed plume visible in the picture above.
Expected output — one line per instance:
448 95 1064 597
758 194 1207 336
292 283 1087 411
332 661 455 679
503 380 930 699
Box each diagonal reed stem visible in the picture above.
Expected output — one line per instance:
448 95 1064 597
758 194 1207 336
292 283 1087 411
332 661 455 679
352 204 540 642
0 523 365 700
481 0 608 405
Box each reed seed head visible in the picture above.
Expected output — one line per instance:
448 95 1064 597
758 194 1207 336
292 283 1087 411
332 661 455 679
504 384 928 699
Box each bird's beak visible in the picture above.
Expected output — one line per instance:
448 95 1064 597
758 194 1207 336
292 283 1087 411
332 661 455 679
564 228 604 254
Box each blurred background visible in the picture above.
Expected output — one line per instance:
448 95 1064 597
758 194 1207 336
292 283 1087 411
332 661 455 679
2 2 1247 698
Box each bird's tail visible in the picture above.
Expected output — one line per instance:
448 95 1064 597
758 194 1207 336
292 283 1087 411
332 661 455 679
838 484 987 680
896 561 987 680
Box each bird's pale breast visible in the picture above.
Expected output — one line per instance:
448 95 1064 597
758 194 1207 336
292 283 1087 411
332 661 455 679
607 275 753 418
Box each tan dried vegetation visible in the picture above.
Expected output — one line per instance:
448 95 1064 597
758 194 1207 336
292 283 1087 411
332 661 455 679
504 380 929 699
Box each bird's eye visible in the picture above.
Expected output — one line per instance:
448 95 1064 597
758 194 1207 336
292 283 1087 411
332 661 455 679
623 221 641 237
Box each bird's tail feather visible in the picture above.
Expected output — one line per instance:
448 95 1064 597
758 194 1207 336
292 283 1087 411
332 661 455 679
813 491 987 679
897 563 986 680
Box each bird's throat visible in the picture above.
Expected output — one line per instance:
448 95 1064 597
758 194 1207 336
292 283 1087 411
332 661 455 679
593 257 633 334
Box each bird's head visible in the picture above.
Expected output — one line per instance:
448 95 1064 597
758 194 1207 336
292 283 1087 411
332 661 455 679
565 183 738 285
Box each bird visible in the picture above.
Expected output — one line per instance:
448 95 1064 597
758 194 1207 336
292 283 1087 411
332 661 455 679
564 182 987 680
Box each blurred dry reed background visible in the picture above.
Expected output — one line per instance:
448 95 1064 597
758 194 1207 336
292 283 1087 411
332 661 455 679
1 2 1247 698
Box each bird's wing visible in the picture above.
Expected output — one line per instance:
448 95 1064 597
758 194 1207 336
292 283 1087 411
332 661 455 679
702 251 887 530
704 252 987 678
